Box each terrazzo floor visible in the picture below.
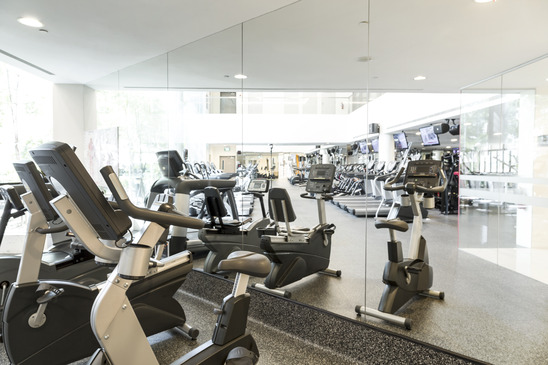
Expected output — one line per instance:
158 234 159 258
191 179 548 365
1 177 547 364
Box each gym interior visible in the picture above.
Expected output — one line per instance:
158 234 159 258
0 1 547 364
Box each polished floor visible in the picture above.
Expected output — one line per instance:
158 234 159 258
189 178 548 365
1 179 547 364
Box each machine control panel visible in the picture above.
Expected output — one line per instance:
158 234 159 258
404 160 442 188
306 164 336 194
247 179 270 193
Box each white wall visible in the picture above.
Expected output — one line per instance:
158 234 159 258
52 84 86 158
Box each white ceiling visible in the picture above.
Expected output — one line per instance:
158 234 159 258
0 0 299 84
2 0 548 92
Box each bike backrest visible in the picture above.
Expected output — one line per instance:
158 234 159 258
203 186 228 223
268 188 297 223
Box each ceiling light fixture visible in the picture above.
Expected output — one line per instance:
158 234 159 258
234 74 247 79
414 75 426 81
474 0 496 3
415 132 421 135
451 138 458 142
17 17 43 28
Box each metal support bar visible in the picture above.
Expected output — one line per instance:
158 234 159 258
355 305 411 330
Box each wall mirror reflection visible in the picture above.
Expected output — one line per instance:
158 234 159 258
2 0 548 364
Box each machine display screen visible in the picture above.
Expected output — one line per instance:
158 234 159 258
247 179 269 193
156 150 184 178
306 164 336 193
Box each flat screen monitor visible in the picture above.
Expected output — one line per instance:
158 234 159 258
393 132 409 150
358 141 369 154
156 150 184 178
419 125 440 146
371 139 379 153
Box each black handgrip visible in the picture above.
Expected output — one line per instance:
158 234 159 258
100 166 205 230
384 167 406 191
300 192 333 200
35 225 69 234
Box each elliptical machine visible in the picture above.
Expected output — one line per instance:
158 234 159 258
355 159 447 329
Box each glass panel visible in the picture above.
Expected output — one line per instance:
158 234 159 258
460 78 505 261
241 0 369 318
91 54 169 205
460 55 548 363
460 62 548 281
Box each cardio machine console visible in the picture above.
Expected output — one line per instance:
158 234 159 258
247 179 270 193
404 160 442 188
306 164 336 194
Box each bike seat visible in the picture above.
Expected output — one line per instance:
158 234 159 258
217 251 271 278
374 218 409 232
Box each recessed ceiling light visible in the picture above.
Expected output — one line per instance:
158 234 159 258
415 132 421 136
446 146 452 149
493 132 502 136
474 0 496 3
18 17 43 28
234 74 247 79
451 138 458 142
414 75 426 81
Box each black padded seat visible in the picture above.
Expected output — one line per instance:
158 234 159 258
217 251 270 278
374 218 409 232
268 188 297 222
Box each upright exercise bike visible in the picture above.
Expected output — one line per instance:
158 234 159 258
355 159 447 329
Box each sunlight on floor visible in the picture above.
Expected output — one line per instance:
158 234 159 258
460 247 548 285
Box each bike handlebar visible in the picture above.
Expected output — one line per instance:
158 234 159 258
382 166 448 194
413 169 448 194
383 167 405 191
100 166 205 230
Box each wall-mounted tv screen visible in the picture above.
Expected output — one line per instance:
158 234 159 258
358 141 369 154
371 138 379 153
419 125 440 146
393 132 408 150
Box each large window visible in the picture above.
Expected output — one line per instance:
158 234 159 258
0 62 52 182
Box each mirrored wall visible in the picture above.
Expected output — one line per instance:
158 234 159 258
86 0 370 318
460 55 548 284
83 0 548 363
